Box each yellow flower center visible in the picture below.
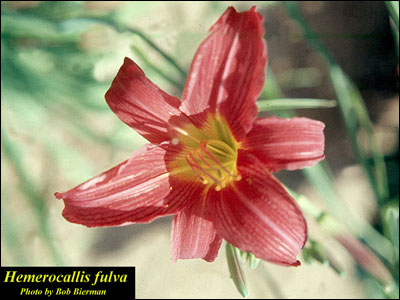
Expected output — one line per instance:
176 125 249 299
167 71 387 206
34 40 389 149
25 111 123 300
169 113 241 191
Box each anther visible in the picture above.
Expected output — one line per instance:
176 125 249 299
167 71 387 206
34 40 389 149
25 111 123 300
185 156 205 182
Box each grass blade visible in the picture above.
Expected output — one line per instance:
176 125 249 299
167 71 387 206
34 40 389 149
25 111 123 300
385 1 399 56
257 98 336 111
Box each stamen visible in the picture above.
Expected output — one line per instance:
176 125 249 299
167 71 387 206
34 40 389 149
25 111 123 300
186 152 221 185
200 141 234 177
196 149 217 171
185 156 206 183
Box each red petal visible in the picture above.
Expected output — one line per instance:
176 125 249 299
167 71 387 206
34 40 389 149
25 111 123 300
210 151 307 266
105 57 184 143
171 197 222 262
244 116 325 172
55 143 197 227
180 7 267 139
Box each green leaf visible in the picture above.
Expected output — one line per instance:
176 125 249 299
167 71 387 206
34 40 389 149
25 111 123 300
329 65 389 204
226 243 249 298
386 1 399 27
247 253 260 270
382 199 399 257
258 98 336 111
385 1 399 56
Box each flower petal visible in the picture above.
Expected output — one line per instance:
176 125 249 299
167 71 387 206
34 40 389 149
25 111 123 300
55 143 197 227
210 151 307 266
180 7 267 139
243 116 325 172
105 57 184 143
171 195 222 262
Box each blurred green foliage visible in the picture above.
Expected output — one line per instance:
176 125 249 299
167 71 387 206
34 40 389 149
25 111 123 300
283 2 398 298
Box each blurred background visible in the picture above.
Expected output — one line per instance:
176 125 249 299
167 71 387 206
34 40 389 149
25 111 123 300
1 1 399 298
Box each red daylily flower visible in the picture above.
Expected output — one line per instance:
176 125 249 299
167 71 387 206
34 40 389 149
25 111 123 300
55 7 325 266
